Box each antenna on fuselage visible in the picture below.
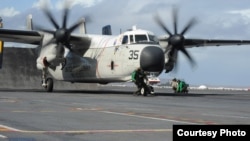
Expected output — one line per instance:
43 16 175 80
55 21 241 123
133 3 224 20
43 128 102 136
132 25 137 30
126 25 137 32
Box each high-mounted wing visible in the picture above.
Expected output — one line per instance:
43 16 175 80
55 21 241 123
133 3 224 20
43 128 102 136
0 28 91 46
0 28 42 45
184 38 250 47
159 37 250 48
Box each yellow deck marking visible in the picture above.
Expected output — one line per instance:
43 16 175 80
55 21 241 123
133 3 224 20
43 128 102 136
0 41 3 53
0 125 21 132
0 127 10 131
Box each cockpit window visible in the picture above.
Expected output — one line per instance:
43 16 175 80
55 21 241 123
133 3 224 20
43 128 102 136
121 33 158 45
149 35 159 43
135 34 148 42
122 35 128 44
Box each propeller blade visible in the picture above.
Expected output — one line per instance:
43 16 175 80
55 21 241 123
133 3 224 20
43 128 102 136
172 50 179 73
62 5 70 29
179 47 195 66
155 7 198 72
181 17 197 35
154 14 173 36
43 7 60 30
68 19 85 34
173 7 178 34
37 1 91 56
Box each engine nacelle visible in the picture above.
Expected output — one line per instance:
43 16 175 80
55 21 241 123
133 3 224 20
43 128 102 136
164 49 177 73
36 42 58 70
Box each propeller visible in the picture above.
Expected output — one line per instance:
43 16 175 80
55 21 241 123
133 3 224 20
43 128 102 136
34 2 87 57
155 7 197 71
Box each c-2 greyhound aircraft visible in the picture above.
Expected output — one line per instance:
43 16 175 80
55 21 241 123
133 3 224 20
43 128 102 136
0 5 250 94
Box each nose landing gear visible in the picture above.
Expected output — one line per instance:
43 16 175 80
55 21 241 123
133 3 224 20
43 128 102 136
134 77 155 97
140 85 154 96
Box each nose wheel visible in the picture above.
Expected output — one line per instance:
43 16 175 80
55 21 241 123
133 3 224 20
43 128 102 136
139 85 155 96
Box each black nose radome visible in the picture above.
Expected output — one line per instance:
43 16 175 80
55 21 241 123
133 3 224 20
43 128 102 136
140 46 165 72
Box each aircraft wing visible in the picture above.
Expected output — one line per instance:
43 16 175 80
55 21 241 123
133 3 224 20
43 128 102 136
159 37 250 48
0 29 91 53
0 28 42 45
184 38 250 48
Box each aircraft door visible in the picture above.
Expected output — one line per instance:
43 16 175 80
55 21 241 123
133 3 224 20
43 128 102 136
111 45 125 75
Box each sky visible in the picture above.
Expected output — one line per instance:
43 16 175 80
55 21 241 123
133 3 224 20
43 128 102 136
1 0 250 88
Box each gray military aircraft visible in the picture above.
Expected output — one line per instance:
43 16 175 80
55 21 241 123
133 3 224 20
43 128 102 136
0 5 250 94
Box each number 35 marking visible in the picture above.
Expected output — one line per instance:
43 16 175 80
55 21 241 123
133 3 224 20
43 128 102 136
129 50 139 60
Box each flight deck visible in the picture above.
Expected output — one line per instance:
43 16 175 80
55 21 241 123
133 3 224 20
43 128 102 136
0 87 250 141
0 48 249 140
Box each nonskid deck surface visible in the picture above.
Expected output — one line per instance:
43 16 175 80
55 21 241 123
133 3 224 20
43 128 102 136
0 86 249 141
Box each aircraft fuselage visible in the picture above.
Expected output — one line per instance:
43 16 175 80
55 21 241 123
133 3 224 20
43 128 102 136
37 29 165 84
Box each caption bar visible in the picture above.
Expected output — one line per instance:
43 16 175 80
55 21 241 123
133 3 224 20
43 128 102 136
173 125 250 141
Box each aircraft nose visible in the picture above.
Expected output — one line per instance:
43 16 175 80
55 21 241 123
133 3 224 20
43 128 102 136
140 46 165 72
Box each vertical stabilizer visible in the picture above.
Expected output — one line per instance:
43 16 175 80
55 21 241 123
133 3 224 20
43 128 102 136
0 17 4 69
102 25 112 35
26 14 33 30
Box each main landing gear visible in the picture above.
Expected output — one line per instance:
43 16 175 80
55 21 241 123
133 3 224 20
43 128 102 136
41 68 54 92
42 78 54 92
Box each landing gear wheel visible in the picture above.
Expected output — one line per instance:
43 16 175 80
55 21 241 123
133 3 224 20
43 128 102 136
149 86 155 96
45 78 53 92
140 87 147 96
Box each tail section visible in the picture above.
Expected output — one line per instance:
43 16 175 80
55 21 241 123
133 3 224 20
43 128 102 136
102 25 112 35
0 17 3 69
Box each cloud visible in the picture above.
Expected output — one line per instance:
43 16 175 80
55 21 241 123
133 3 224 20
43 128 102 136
0 7 20 17
228 9 250 24
55 0 104 10
71 0 104 7
32 0 53 9
228 9 250 18
32 0 104 11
